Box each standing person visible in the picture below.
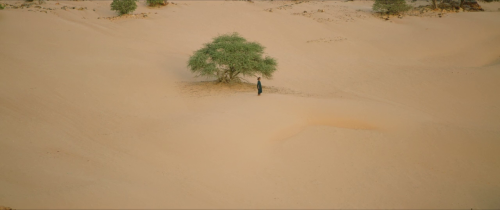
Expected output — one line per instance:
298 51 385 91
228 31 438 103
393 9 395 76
257 77 262 96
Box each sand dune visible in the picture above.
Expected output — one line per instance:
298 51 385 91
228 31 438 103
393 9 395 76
1 0 500 208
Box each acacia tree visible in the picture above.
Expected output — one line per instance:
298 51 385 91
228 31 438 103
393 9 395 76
373 0 412 15
188 33 277 83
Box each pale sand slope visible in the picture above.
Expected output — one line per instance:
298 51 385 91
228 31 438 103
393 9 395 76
0 0 500 208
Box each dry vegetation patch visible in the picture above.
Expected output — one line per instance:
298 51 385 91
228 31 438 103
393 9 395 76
1 2 95 15
306 37 347 43
98 12 152 20
264 1 368 23
2 2 58 12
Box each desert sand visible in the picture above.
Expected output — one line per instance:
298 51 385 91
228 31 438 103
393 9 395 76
1 0 500 208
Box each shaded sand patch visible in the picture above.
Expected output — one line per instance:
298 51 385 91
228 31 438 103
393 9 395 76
177 81 310 97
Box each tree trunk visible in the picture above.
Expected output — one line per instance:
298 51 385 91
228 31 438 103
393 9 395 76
228 67 235 81
460 0 465 8
432 0 437 9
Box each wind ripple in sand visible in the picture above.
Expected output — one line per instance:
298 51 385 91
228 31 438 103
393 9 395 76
271 118 380 142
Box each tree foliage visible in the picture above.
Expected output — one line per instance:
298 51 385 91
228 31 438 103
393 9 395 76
111 0 137 15
373 0 412 15
0 4 4 9
188 33 278 83
147 0 167 6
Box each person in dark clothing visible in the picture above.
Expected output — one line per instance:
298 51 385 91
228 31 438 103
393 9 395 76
257 77 262 96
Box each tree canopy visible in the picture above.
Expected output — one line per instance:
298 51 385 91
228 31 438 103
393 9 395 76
187 33 277 83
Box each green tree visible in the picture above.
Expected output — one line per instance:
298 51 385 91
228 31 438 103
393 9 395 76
188 33 278 83
0 4 4 9
111 0 137 15
147 0 167 6
373 0 412 15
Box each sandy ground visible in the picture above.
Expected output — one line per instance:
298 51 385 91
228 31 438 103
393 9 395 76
1 0 500 208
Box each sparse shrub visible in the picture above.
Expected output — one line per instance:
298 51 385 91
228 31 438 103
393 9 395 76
373 0 412 15
111 0 137 15
188 33 278 83
0 4 4 9
147 0 167 7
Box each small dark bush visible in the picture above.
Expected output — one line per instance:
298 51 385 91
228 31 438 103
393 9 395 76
111 0 137 15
